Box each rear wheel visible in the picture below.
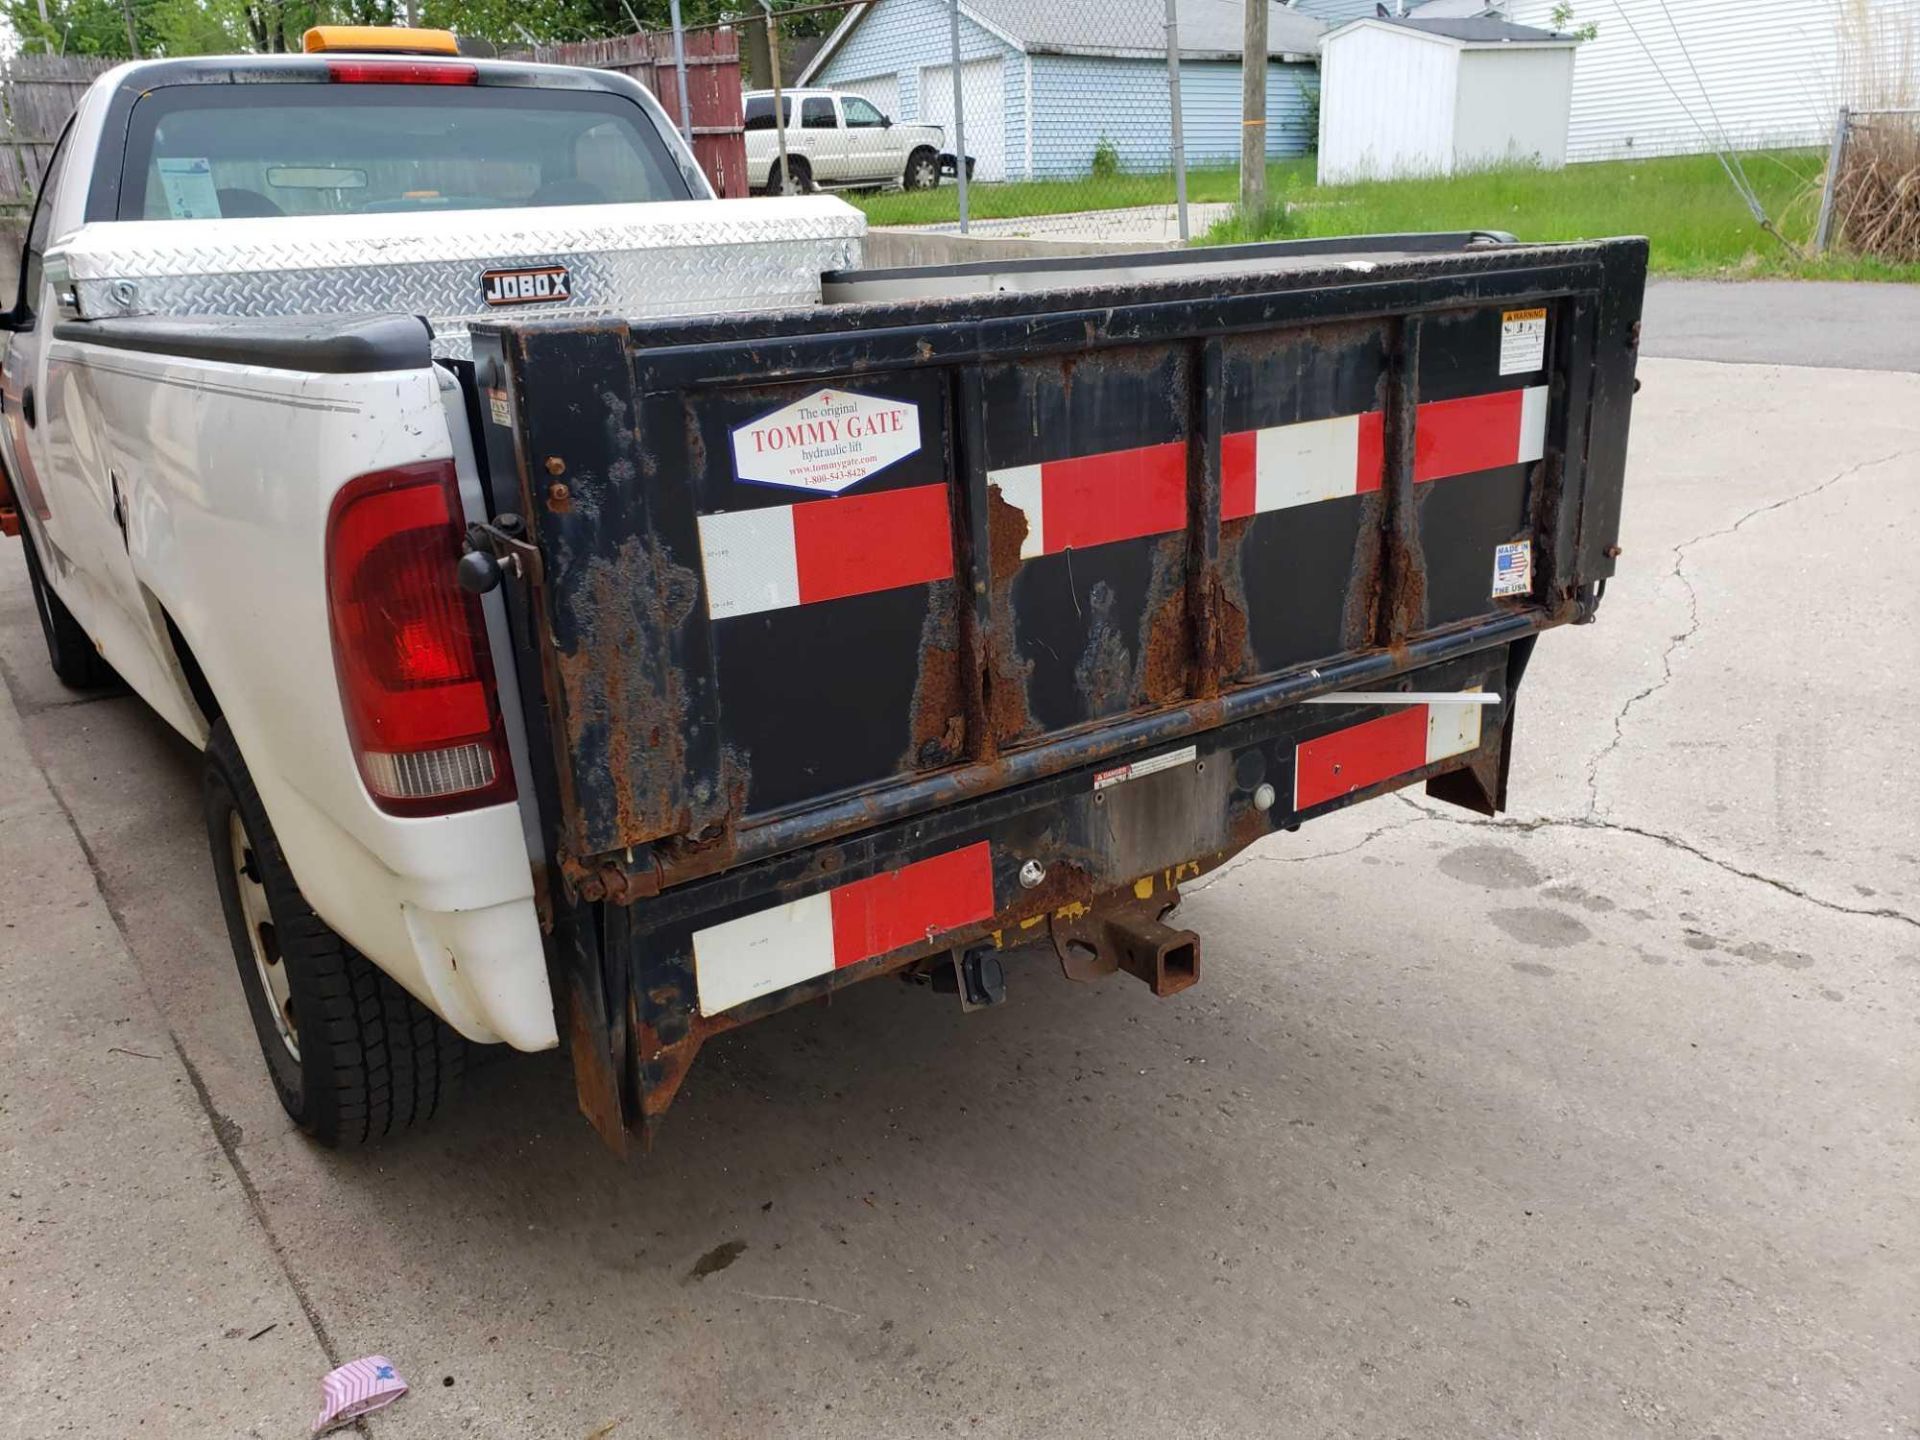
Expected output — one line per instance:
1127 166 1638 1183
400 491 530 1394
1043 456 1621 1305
766 156 814 195
19 530 116 690
204 719 463 1146
903 147 940 191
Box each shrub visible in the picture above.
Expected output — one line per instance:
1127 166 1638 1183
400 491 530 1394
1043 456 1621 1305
1829 0 1920 261
1091 137 1121 180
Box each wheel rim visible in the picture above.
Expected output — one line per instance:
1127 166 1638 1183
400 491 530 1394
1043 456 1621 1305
912 158 936 187
230 813 298 1061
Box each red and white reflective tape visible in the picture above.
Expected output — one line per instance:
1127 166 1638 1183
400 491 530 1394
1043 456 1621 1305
1293 694 1486 811
697 483 952 619
988 440 1187 561
990 386 1549 552
698 388 1548 614
693 842 996 1015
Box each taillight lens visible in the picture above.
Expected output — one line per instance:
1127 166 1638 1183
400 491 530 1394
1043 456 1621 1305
325 461 514 816
326 60 477 84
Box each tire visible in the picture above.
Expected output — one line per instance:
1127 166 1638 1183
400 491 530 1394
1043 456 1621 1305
204 720 463 1146
903 148 940 192
766 156 814 195
18 529 116 690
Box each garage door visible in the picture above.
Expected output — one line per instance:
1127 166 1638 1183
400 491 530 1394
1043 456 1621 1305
836 73 901 125
920 58 1007 182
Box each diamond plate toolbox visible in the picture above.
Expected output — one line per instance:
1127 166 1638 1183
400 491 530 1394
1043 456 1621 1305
57 196 865 360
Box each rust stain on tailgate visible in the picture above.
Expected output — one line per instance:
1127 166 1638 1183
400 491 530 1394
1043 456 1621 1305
554 534 704 850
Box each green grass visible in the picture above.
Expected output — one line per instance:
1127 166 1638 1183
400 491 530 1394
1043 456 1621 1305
851 161 1279 227
1214 150 1920 280
852 149 1920 281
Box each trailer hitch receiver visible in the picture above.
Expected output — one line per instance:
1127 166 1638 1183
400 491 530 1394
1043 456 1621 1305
1049 897 1201 998
1104 912 1201 997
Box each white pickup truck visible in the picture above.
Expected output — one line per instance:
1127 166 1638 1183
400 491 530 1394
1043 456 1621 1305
0 28 1645 1157
0 28 863 1146
743 88 947 194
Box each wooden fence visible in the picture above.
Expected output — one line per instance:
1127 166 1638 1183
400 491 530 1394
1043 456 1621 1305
0 53 115 217
541 28 749 199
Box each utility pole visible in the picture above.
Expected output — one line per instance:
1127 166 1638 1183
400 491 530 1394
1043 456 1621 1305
668 0 693 146
120 0 140 56
947 0 969 231
760 0 793 194
1165 0 1189 241
1240 0 1267 214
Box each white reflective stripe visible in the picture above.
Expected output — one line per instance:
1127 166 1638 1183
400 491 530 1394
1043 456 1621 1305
1425 699 1484 763
697 506 800 619
1517 385 1549 464
1253 413 1361 512
989 463 1045 558
1303 691 1501 706
693 891 835 1015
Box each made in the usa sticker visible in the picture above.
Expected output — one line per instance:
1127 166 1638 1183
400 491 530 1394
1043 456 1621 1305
1492 540 1533 598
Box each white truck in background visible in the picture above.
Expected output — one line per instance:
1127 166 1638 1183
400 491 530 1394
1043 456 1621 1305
743 88 949 194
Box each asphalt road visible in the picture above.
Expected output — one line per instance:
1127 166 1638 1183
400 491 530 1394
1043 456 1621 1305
1640 279 1920 371
3 302 1917 1439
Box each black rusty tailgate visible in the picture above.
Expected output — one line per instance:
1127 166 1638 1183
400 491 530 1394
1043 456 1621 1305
470 235 1646 901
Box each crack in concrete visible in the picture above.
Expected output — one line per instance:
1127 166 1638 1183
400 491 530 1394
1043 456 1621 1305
1396 794 1920 933
1583 449 1908 821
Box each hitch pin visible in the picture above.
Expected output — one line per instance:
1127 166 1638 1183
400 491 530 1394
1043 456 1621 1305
1301 691 1502 706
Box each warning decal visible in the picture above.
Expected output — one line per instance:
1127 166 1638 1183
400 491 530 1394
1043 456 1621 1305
1492 540 1533 598
731 388 922 495
1499 307 1547 375
1093 744 1198 792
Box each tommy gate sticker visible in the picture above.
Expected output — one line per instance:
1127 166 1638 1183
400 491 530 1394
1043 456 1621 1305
730 389 921 494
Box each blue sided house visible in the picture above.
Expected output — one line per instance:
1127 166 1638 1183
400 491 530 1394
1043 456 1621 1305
797 0 1326 181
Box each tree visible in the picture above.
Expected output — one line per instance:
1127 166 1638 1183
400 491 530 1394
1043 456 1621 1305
4 0 162 55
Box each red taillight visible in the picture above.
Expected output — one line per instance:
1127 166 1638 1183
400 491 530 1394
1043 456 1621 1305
326 60 477 84
326 461 514 816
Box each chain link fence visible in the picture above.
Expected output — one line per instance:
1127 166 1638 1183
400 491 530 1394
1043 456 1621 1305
1814 105 1920 262
749 0 1321 245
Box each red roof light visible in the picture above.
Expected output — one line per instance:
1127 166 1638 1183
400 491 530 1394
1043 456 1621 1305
326 60 477 85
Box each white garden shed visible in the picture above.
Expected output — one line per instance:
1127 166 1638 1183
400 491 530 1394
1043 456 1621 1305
1318 17 1580 183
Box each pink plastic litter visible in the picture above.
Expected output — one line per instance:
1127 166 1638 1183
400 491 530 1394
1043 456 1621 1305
313 1355 408 1433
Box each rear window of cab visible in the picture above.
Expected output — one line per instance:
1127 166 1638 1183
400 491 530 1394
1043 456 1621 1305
118 82 693 221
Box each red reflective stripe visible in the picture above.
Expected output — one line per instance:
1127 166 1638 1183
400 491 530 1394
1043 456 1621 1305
1414 389 1524 484
791 483 953 605
1294 705 1430 810
1040 440 1187 551
828 841 997 967
1009 386 1529 544
1355 410 1386 494
1220 430 1257 521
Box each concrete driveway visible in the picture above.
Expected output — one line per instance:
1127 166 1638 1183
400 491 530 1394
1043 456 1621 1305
3 289 1916 1439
